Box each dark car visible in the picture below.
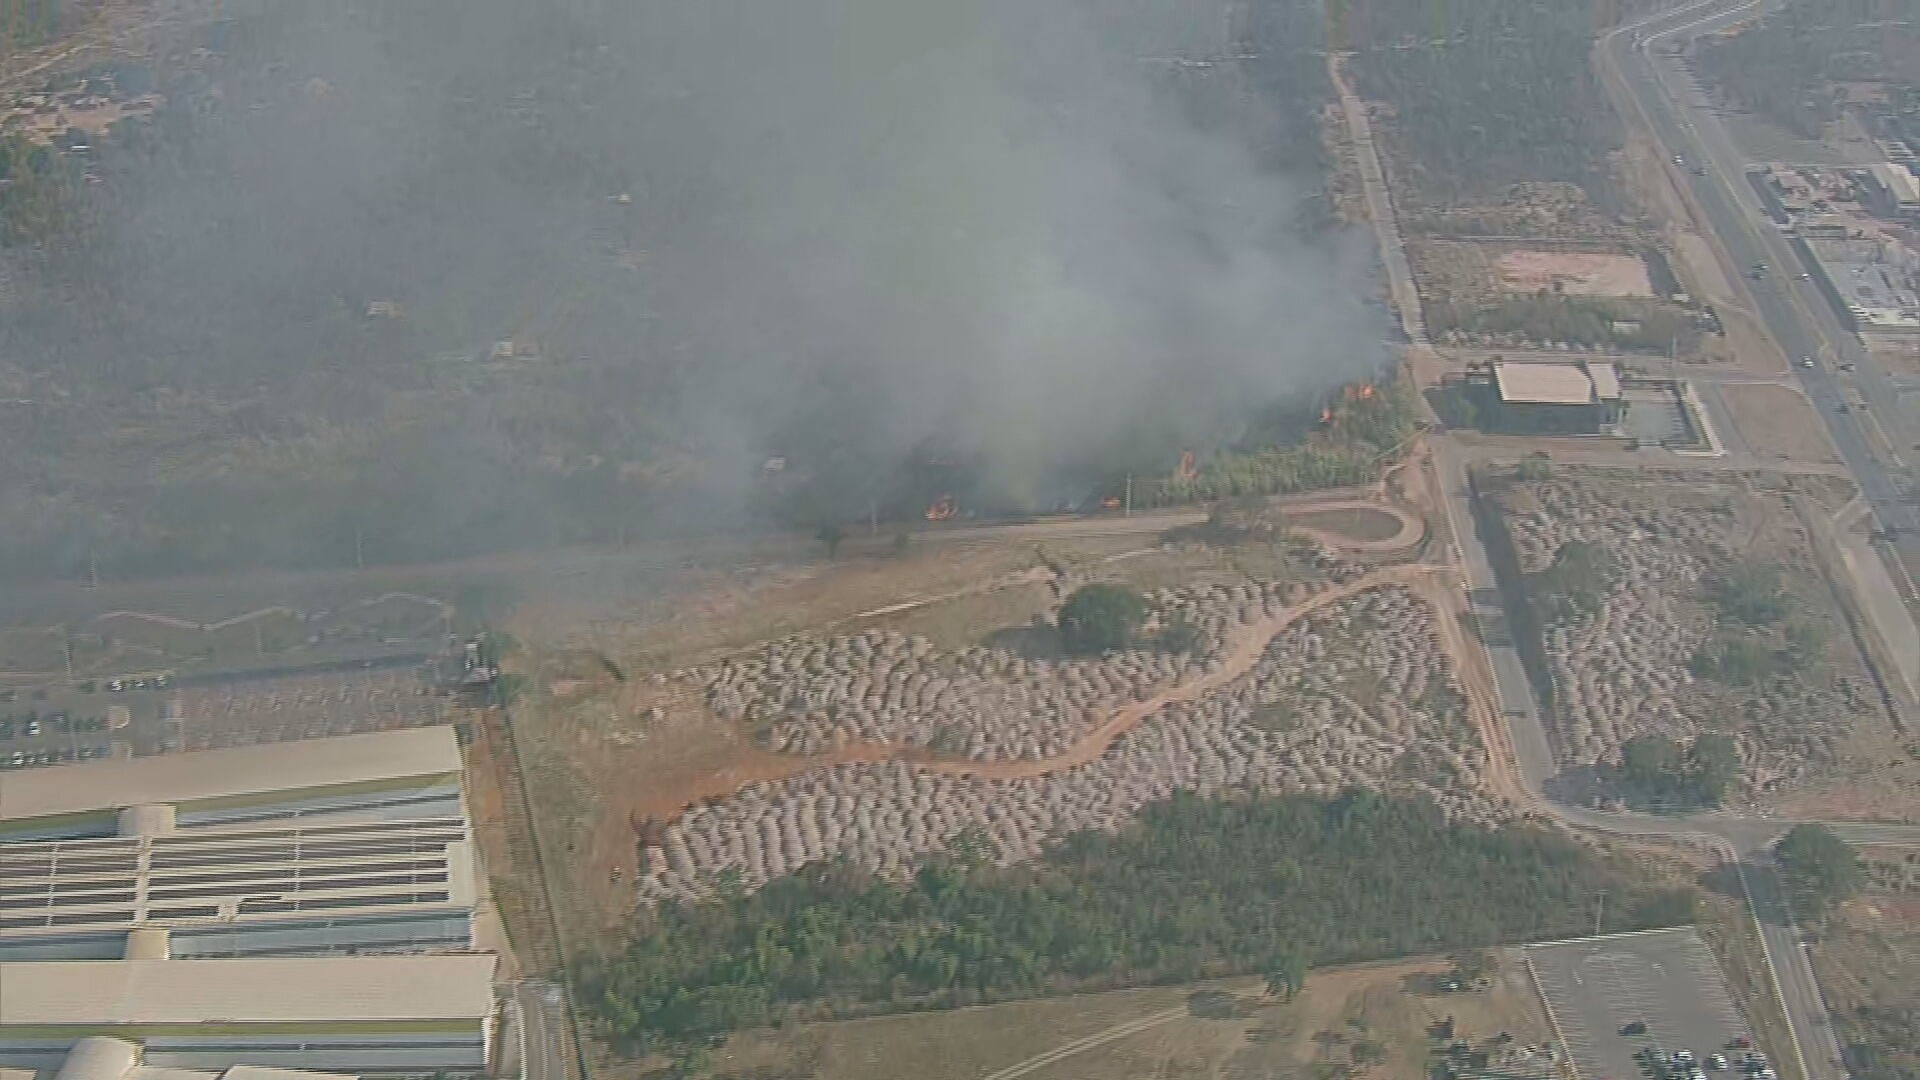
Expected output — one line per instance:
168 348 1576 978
1622 1021 1649 1036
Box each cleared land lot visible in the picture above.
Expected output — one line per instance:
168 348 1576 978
1497 251 1654 298
1527 928 1752 1080
1715 384 1838 465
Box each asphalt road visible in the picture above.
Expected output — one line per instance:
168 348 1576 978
512 980 573 1080
1528 928 1751 1080
1603 0 1920 562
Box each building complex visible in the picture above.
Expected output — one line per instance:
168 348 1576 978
0 728 498 1079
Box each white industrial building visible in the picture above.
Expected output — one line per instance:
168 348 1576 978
0 729 499 1077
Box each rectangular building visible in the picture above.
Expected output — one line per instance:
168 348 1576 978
0 729 496 1076
0 728 464 841
1474 360 1625 435
0 955 496 1074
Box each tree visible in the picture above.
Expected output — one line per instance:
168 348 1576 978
1351 1039 1388 1071
1536 541 1618 617
815 522 846 560
1620 733 1684 797
1712 563 1790 625
1264 946 1310 1001
1057 584 1147 654
1515 453 1553 482
1687 734 1740 807
1776 825 1862 912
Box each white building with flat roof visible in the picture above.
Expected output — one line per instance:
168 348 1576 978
0 728 464 841
0 730 496 1076
0 955 496 1074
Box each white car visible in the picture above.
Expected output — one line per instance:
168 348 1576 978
1800 357 1816 369
1708 1055 1729 1070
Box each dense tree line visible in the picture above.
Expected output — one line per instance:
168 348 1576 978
1695 0 1920 142
583 790 1697 1059
1616 732 1739 807
1429 294 1703 355
0 0 64 56
1343 0 1622 202
1134 372 1421 508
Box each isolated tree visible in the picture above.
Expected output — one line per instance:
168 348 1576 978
1351 1039 1387 1071
1514 452 1553 482
1776 825 1861 912
1057 583 1147 654
1263 946 1310 1001
1687 734 1740 806
1537 541 1618 616
1620 733 1684 797
815 522 846 560
1713 563 1790 625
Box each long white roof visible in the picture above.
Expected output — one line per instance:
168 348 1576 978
0 954 496 1025
0 816 473 937
0 727 461 824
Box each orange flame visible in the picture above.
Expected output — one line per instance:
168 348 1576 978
1320 406 1333 425
925 494 958 521
1358 382 1375 399
1177 450 1197 481
1101 496 1122 510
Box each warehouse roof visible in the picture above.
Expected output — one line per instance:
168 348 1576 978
0 816 473 937
42 1037 357 1080
1586 361 1622 401
1492 362 1597 405
0 954 496 1025
1872 162 1920 204
0 727 460 825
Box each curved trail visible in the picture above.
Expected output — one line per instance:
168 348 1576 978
646 563 1454 824
1287 500 1426 555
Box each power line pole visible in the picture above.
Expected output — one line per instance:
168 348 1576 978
1124 474 1133 517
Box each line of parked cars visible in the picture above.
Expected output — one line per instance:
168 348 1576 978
1629 1036 1772 1080
4 744 110 768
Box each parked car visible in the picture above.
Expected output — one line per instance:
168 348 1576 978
1708 1054 1728 1070
1622 1022 1649 1036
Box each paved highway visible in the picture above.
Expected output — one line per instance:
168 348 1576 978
1602 0 1920 564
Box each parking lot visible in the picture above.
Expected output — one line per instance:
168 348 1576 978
1527 928 1753 1080
164 667 450 753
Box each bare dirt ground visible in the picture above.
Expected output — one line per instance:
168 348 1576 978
1865 335 1920 378
1716 383 1841 464
1496 250 1655 297
707 954 1550 1080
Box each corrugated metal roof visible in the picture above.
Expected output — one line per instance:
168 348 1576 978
0 728 460 825
0 954 495 1024
1585 361 1622 400
1873 162 1920 204
0 818 473 938
1493 362 1595 405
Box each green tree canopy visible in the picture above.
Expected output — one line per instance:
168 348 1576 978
1776 825 1862 912
1536 541 1619 617
1687 733 1740 806
1712 563 1791 625
1058 583 1148 654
